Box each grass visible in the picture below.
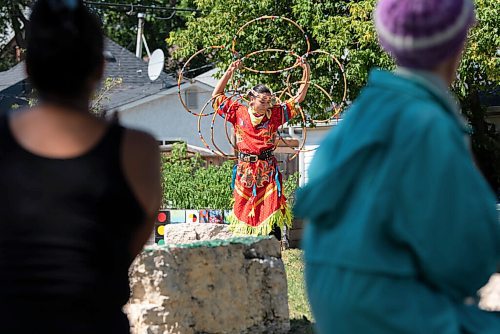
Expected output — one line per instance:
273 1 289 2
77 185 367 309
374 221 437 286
282 248 315 334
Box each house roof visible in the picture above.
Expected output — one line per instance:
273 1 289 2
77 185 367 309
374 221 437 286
0 28 14 50
0 37 179 111
103 38 172 86
98 38 178 110
0 61 26 91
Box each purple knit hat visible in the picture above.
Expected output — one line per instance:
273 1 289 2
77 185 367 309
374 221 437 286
374 0 476 69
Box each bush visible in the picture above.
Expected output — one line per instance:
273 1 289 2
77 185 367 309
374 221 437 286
161 142 234 209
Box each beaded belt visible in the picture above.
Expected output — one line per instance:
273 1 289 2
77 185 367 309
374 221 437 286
238 149 274 163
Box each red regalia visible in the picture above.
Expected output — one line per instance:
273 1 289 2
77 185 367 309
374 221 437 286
214 95 297 235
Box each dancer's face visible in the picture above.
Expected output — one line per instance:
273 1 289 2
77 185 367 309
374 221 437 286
250 93 273 114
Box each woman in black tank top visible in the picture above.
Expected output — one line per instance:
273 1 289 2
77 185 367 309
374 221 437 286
0 1 161 333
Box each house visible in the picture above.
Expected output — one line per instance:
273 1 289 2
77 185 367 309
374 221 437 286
108 65 233 156
0 37 234 159
284 121 339 186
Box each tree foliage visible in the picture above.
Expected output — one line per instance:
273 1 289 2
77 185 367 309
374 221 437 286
0 0 32 71
91 77 123 115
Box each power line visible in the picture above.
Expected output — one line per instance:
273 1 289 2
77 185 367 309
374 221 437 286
83 1 200 13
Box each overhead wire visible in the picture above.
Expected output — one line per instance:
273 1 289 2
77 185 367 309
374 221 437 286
83 0 200 15
82 1 200 13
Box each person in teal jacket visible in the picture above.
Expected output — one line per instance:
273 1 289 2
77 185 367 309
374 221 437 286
294 0 500 333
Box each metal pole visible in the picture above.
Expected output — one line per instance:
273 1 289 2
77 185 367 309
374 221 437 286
135 13 145 59
142 34 151 58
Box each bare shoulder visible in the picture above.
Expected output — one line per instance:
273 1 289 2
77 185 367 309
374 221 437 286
121 128 161 216
122 128 158 152
122 128 160 175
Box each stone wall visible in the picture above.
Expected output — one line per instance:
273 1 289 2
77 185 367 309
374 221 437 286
127 237 290 334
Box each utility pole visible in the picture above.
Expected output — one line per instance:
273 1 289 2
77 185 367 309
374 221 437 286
135 12 145 59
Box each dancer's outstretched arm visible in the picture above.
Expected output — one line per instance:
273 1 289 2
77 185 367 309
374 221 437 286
212 60 242 98
294 60 310 104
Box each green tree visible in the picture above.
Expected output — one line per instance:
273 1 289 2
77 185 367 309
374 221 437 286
284 171 300 206
0 0 32 71
168 0 499 195
0 0 31 48
91 77 123 115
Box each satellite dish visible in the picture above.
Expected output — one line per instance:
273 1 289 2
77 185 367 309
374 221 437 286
148 49 165 81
